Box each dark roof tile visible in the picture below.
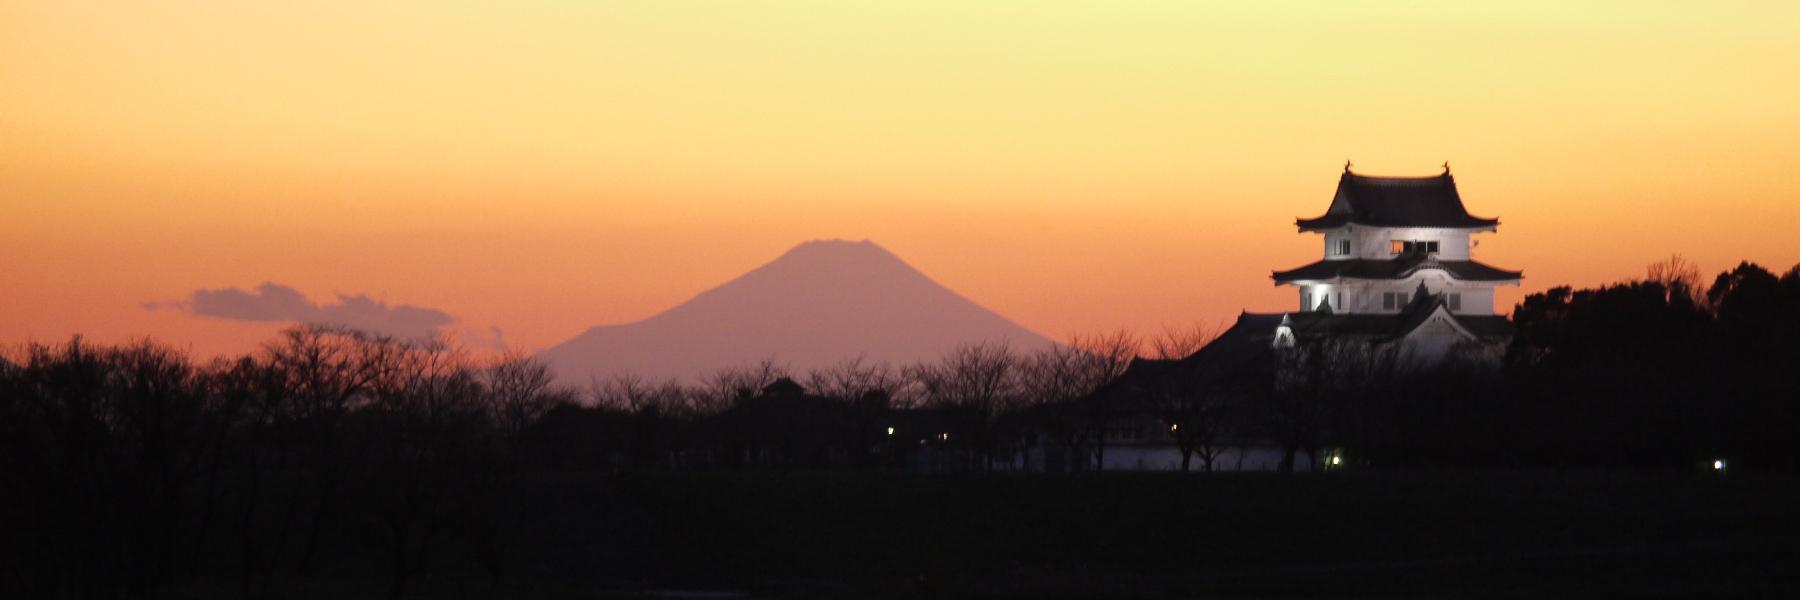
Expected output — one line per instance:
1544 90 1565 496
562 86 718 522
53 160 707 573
1297 172 1499 231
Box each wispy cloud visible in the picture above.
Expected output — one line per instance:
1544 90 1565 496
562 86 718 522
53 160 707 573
146 282 455 342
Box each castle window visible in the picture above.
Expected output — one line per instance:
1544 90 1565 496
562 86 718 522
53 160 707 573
1301 291 1311 311
1447 293 1462 311
1382 292 1409 310
1391 240 1441 255
1336 239 1352 256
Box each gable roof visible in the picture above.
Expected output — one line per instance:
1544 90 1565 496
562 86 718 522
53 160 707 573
1297 171 1500 231
1280 291 1513 343
1273 255 1522 284
1095 313 1285 405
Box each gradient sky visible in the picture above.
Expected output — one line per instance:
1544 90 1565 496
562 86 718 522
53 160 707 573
4 1 1798 359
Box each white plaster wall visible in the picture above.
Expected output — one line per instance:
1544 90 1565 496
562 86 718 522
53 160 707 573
1349 227 1474 260
1300 284 1349 312
1322 231 1355 261
1300 275 1498 315
1460 287 1496 315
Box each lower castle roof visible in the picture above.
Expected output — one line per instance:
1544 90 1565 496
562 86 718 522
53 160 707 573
1273 255 1521 284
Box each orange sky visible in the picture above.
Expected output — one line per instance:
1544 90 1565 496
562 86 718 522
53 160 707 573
4 1 1798 359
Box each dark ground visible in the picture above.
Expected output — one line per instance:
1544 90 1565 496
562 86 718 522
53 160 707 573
434 469 1800 599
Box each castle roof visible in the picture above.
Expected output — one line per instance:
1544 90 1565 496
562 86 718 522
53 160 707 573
1272 255 1522 284
1296 171 1500 231
1104 301 1510 398
1259 294 1512 346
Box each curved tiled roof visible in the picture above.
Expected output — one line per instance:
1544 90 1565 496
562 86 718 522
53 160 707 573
1280 308 1512 342
1093 300 1512 408
1297 172 1500 231
1272 255 1522 284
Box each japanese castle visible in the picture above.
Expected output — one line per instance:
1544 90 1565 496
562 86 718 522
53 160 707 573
1073 165 1524 470
1264 164 1521 358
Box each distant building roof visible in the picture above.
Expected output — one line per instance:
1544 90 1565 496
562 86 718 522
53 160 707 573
1272 255 1522 284
1296 171 1500 231
1100 313 1288 401
760 377 806 396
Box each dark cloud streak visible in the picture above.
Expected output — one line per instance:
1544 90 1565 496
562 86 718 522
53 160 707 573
147 282 455 341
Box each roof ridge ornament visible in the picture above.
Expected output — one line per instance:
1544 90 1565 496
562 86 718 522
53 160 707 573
1344 159 1354 174
1442 161 1451 175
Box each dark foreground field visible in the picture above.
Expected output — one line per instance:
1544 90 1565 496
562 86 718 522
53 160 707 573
378 469 1800 599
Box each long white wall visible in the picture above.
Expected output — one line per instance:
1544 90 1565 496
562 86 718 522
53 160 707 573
1010 444 1322 472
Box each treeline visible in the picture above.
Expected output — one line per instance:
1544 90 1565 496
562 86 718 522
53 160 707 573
0 325 1194 598
1503 258 1800 470
0 328 571 599
537 330 1172 473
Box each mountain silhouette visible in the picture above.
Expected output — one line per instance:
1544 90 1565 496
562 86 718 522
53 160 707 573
539 239 1056 383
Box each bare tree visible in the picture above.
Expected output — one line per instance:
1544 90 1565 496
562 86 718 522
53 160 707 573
590 373 688 468
804 355 899 402
907 342 1021 471
806 356 900 467
361 342 483 600
1020 344 1097 472
1067 330 1140 472
259 325 415 580
1148 322 1219 360
693 358 790 414
1647 254 1706 307
1013 331 1140 473
483 353 571 439
1144 368 1233 472
1266 338 1396 472
590 373 684 414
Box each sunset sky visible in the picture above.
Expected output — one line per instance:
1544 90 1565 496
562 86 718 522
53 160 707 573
4 1 1798 359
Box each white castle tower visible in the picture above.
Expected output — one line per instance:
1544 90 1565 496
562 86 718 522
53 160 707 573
1267 164 1521 359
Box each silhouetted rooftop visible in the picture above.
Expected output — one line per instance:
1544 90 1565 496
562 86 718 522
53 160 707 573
760 377 806 396
1297 171 1500 231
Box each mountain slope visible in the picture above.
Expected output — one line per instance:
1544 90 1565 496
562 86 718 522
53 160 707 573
538 239 1055 383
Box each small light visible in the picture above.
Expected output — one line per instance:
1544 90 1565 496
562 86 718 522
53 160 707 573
938 432 949 441
886 427 895 436
1330 456 1342 466
1168 423 1179 433
1712 459 1725 471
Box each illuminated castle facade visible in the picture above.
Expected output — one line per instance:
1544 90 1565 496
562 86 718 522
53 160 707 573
1267 164 1521 358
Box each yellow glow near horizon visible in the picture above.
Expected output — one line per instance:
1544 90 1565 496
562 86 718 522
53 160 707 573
4 1 1799 358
